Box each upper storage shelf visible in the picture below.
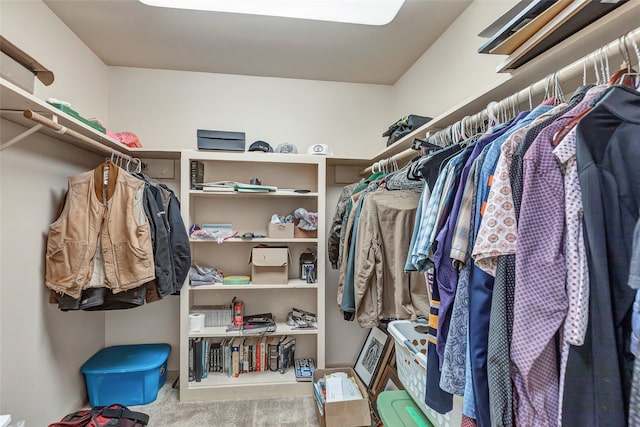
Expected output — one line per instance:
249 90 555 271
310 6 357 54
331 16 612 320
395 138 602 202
0 78 179 159
326 1 640 173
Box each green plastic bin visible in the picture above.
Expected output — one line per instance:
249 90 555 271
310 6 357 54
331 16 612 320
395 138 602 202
377 390 433 427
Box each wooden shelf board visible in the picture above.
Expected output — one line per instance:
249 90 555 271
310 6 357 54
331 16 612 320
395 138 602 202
325 156 370 167
189 237 318 244
182 373 312 401
187 369 301 388
1 78 179 159
184 149 324 165
190 280 318 290
189 190 319 197
188 322 318 338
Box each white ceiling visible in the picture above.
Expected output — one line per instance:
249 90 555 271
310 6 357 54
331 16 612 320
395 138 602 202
43 0 472 85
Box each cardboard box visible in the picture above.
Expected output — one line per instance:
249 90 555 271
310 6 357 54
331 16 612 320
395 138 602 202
313 367 372 427
251 247 289 284
1 51 34 93
197 129 245 151
294 227 318 238
1 36 54 93
268 223 294 239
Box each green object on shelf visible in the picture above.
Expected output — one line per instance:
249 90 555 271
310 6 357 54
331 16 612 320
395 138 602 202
376 390 433 427
47 101 106 134
222 275 251 285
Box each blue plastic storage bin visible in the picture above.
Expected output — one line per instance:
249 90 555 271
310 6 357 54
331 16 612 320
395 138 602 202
81 343 171 407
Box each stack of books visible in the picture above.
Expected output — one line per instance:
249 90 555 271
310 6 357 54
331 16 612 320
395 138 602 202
188 335 296 381
234 182 277 193
197 181 278 193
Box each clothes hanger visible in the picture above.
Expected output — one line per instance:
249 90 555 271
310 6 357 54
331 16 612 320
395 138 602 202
607 35 632 85
552 45 618 147
551 55 593 147
486 101 499 130
616 34 640 88
594 47 609 85
412 137 442 153
406 156 423 181
434 125 464 174
553 72 567 105
409 126 453 180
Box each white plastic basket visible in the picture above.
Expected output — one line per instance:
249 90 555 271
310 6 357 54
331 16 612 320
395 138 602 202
388 320 463 427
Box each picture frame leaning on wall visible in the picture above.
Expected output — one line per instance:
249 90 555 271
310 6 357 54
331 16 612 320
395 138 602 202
354 326 390 389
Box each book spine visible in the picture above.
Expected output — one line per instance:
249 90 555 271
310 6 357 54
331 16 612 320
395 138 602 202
232 339 240 378
279 339 295 374
213 345 218 372
256 339 260 372
227 339 232 377
194 338 203 382
188 338 194 382
209 340 215 373
242 339 248 373
269 341 279 372
202 339 208 379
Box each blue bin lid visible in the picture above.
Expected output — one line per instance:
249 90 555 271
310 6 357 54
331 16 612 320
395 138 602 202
81 343 171 374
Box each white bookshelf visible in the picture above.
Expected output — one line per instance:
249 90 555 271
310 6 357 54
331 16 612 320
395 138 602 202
179 149 326 401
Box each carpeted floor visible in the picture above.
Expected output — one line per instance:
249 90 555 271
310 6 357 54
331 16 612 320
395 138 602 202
130 383 321 427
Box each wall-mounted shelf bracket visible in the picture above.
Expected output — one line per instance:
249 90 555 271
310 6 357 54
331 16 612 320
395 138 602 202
0 109 45 150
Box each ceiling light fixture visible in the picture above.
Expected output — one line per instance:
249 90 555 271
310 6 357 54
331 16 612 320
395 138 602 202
138 0 405 26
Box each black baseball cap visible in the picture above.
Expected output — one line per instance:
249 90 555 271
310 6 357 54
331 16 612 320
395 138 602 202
248 140 273 152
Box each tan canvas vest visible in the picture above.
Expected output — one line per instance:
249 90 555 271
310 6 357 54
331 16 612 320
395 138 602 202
45 161 154 298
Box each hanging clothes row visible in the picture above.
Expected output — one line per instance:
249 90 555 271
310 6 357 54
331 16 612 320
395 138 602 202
329 160 430 327
398 53 640 427
45 157 191 311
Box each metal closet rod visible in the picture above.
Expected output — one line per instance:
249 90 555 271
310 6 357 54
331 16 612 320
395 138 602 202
363 26 640 176
22 109 133 162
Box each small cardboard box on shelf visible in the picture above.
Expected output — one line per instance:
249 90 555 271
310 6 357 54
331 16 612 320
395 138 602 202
268 223 294 239
294 227 318 238
250 247 289 284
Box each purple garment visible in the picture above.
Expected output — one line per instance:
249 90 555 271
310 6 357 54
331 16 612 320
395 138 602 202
511 92 599 426
433 141 490 365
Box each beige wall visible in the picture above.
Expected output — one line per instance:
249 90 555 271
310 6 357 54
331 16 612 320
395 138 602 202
103 67 393 371
391 0 517 121
0 123 106 425
1 1 110 425
107 67 392 158
1 1 109 119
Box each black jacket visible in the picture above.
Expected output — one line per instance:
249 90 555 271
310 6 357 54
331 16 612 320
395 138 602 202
563 85 640 427
158 183 191 293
